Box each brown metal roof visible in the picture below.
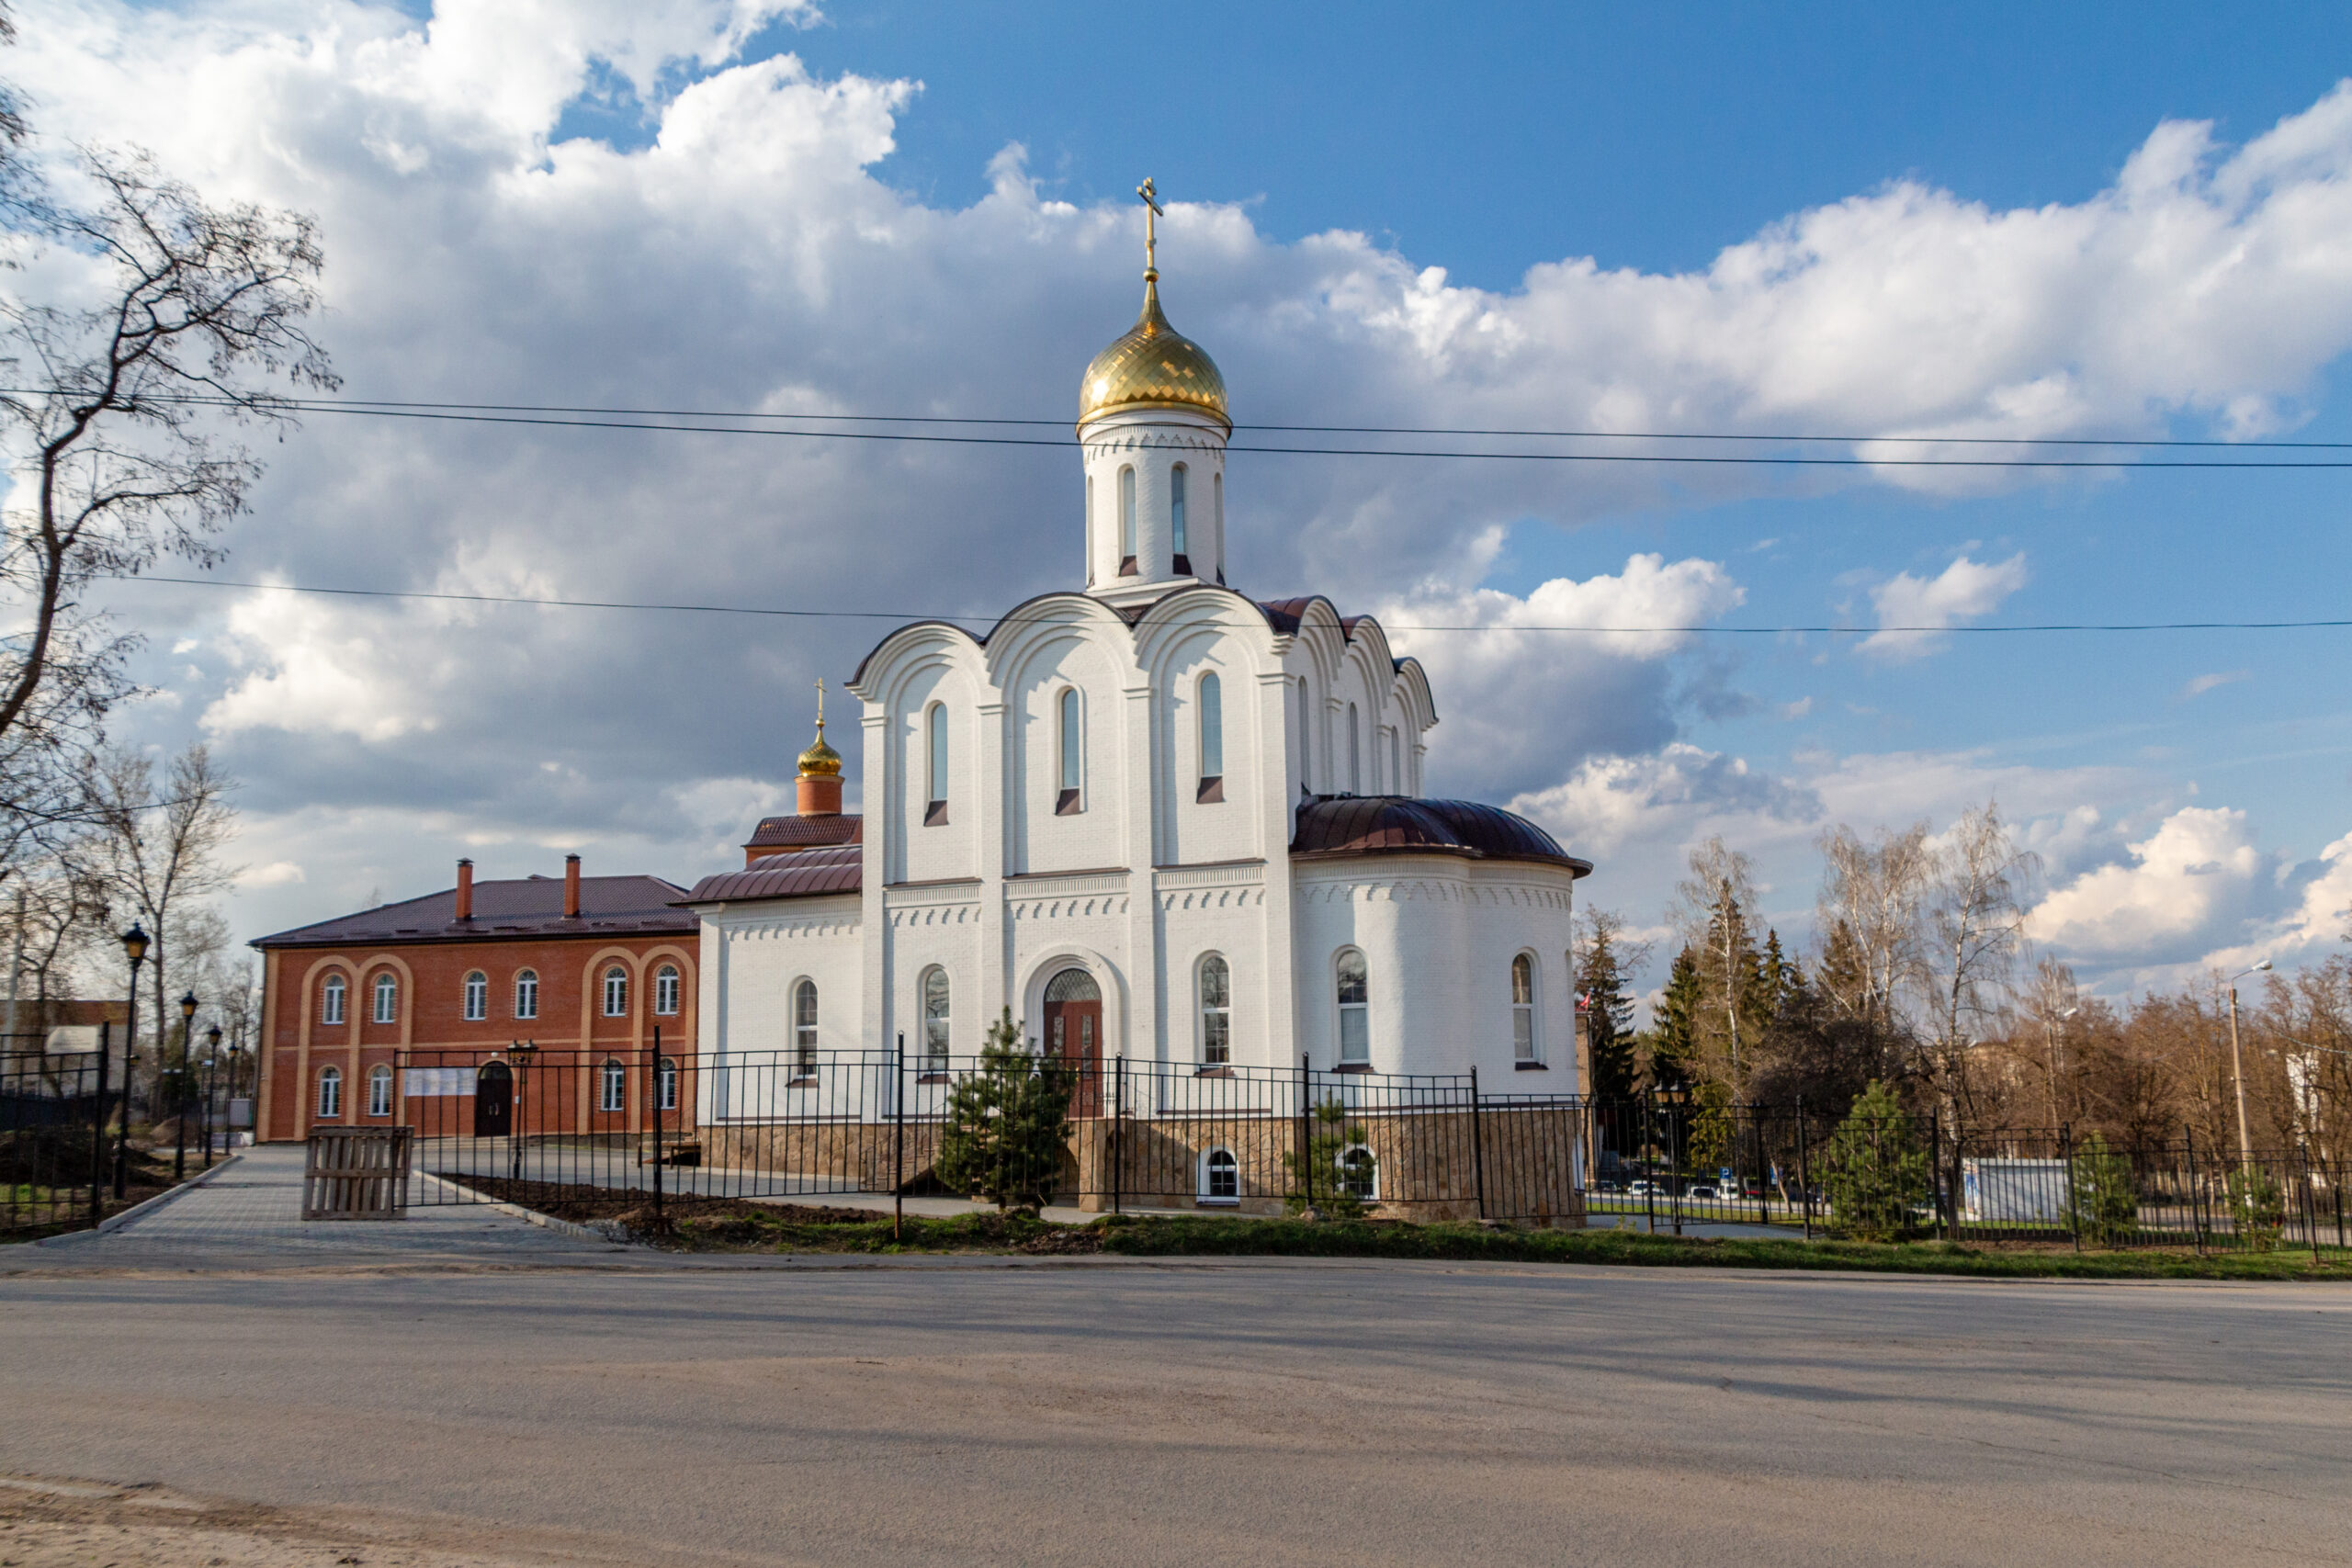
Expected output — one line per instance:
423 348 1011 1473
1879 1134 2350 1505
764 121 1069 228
680 845 864 904
1290 795 1591 876
252 874 698 949
744 814 864 850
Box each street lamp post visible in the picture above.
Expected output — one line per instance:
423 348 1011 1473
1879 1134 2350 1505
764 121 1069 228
201 1023 223 1170
509 1041 537 1183
174 990 198 1181
2226 960 2273 1171
115 926 148 1201
2043 1006 2080 1126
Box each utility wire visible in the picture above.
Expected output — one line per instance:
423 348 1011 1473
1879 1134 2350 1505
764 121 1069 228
20 389 2352 468
110 573 2352 636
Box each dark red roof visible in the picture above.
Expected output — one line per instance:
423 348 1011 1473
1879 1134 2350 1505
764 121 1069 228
680 845 863 903
253 874 697 949
1290 796 1591 875
745 814 863 850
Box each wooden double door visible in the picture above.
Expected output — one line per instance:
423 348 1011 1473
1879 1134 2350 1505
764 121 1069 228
1041 967 1103 1119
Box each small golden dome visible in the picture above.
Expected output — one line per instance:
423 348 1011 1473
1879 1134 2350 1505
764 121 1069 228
1078 275 1229 431
796 723 842 779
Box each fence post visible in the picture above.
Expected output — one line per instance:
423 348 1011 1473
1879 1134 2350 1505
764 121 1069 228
2061 1122 2080 1252
1929 1111 1945 1241
89 1021 112 1225
1468 1066 1487 1222
893 1032 906 1242
1298 1055 1312 1212
1643 1090 1658 1236
1112 1054 1124 1217
2305 1150 2322 1264
650 1027 664 1229
1795 1094 1813 1242
2184 1125 2205 1255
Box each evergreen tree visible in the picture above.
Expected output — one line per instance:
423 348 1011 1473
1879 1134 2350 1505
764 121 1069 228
1818 1079 1928 1240
1645 946 1702 1091
1575 911 1643 1100
934 1008 1075 1211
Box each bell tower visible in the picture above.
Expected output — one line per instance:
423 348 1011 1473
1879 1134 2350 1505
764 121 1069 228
1076 178 1231 607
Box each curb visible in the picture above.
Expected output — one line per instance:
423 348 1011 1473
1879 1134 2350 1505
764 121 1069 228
33 1153 247 1247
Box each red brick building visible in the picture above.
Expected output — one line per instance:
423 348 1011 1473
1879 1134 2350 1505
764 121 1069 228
249 856 698 1143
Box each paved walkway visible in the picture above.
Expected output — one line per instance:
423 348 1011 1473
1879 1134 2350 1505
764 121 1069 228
7 1145 639 1272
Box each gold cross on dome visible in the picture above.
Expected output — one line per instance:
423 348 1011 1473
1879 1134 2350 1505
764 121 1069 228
1136 176 1163 277
813 677 825 732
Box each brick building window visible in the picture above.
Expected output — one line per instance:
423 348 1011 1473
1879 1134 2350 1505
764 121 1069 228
603 966 628 1018
316 1066 342 1119
658 1059 678 1111
371 973 397 1024
462 971 487 1021
599 1058 626 1113
514 969 538 1021
368 1064 393 1117
321 976 345 1026
654 964 680 1016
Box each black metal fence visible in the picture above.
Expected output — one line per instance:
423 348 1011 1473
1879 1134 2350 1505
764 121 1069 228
1 1047 106 1236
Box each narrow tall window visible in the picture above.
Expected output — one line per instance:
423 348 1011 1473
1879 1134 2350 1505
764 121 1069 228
922 967 950 1066
316 1066 342 1119
925 702 948 826
1170 463 1189 565
372 973 398 1025
1336 949 1369 1065
514 969 539 1021
1057 687 1082 814
603 965 628 1018
1213 472 1224 581
1390 730 1404 797
1297 678 1311 793
368 1064 393 1118
1347 704 1362 794
462 970 487 1022
1196 672 1224 803
793 980 819 1075
1084 476 1095 582
600 1058 627 1113
654 964 680 1016
321 976 346 1026
658 1058 678 1111
1512 953 1537 1063
1118 465 1137 571
1199 953 1231 1066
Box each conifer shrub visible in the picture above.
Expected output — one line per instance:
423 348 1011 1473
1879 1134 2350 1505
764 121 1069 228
934 1007 1074 1212
2064 1132 2139 1246
2225 1167 2286 1252
1819 1080 1928 1240
1283 1097 1372 1219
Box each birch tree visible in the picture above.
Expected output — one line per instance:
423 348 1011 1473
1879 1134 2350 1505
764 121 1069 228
1922 802 2039 1121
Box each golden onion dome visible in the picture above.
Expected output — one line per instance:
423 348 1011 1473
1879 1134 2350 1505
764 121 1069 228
1078 275 1229 431
796 722 842 779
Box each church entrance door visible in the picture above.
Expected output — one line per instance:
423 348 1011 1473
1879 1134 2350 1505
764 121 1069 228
1042 967 1103 1119
475 1061 513 1138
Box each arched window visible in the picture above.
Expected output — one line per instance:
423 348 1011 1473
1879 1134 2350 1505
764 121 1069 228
925 702 949 826
1196 671 1224 803
1084 476 1095 584
1512 953 1537 1064
1297 677 1311 792
1214 471 1224 576
1057 687 1082 814
1202 1146 1239 1202
371 972 398 1025
603 965 628 1018
368 1064 394 1118
514 969 539 1021
1390 729 1404 797
654 964 680 1016
1199 953 1231 1066
1118 465 1137 570
462 970 487 1022
657 1058 679 1111
792 979 819 1075
922 966 951 1066
1335 949 1370 1065
1338 1145 1378 1201
320 975 346 1027
1347 704 1361 794
600 1057 627 1113
316 1066 342 1119
1170 462 1189 565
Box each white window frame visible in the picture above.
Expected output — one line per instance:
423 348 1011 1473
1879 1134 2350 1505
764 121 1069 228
368 1064 393 1118
1198 953 1231 1066
514 969 539 1021
792 979 819 1077
1512 953 1540 1064
1335 948 1370 1066
599 1058 627 1113
320 976 345 1027
462 970 487 1022
922 965 951 1066
1201 1146 1240 1204
658 1058 678 1111
1170 461 1189 559
603 965 628 1018
316 1066 342 1119
371 972 397 1025
654 964 680 1017
1338 1145 1378 1201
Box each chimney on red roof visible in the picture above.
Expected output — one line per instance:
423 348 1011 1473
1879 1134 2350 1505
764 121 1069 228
455 858 474 920
563 853 581 919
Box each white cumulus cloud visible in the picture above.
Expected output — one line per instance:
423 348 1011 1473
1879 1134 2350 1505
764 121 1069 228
1859 553 2030 660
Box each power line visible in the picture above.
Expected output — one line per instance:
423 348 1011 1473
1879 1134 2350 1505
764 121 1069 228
22 389 2352 468
112 573 2352 636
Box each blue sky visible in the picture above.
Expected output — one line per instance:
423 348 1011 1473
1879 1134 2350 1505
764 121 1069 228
20 0 2352 998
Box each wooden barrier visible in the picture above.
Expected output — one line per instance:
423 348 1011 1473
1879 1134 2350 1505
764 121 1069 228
302 1127 413 1220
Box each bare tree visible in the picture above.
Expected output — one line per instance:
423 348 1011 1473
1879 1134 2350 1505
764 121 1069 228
0 147 333 849
1814 820 1932 1038
1921 802 2040 1122
1670 836 1760 1092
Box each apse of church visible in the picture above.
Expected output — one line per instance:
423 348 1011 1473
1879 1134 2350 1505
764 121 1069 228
684 181 1590 1085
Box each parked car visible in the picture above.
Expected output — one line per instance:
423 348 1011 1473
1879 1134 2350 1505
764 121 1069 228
1624 1179 1660 1198
1741 1179 1765 1199
1685 1182 1722 1201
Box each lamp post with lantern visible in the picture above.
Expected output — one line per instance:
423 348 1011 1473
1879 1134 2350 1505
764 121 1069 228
2225 959 2273 1171
200 1023 223 1169
173 990 198 1180
114 925 149 1200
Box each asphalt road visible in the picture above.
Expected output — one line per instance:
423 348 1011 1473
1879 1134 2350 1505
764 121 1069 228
0 1258 2345 1567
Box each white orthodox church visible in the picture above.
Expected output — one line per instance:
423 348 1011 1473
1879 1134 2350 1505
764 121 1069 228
683 201 1592 1090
